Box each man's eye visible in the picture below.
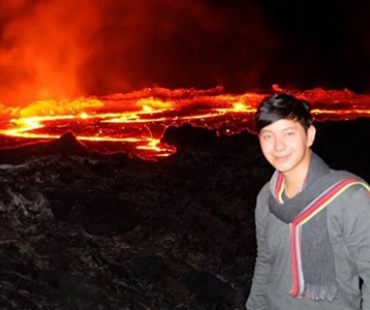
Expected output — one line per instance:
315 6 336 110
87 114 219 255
286 131 294 136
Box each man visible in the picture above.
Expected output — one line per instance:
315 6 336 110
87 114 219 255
246 93 370 310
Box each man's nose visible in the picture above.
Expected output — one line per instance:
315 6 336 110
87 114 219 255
274 136 286 151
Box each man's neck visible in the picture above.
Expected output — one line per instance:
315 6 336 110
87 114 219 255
284 178 306 198
283 152 311 198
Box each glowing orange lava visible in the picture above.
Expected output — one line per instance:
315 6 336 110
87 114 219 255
0 87 370 159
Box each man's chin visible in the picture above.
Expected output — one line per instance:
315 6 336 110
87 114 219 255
272 162 292 173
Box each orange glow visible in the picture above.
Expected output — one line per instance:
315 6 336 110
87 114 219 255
0 0 103 106
0 87 370 159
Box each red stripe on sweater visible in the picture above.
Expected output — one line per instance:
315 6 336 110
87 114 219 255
275 173 284 201
290 224 300 297
288 177 361 299
292 178 357 225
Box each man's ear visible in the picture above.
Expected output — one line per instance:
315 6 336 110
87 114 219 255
307 125 316 147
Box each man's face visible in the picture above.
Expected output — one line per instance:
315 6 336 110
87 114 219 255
258 119 316 176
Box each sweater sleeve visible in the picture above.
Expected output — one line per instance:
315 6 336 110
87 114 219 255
343 185 370 309
246 186 270 310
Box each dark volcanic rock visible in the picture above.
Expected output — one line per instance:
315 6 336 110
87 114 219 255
161 123 260 156
47 131 90 156
0 119 368 309
162 123 219 152
0 131 89 164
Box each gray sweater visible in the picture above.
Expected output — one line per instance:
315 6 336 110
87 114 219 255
246 178 370 310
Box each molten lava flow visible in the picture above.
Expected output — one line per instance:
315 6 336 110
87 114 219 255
0 86 370 159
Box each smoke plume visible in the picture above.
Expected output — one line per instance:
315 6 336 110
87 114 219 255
0 0 275 106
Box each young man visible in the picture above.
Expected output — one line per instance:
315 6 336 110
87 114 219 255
246 93 370 310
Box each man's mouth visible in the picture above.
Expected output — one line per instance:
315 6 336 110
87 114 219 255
275 154 291 162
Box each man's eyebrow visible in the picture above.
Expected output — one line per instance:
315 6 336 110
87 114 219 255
260 126 296 134
259 128 271 134
281 126 296 131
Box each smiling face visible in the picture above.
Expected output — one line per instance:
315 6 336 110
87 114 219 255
259 118 316 179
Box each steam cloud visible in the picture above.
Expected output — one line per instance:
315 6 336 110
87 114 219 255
0 0 275 106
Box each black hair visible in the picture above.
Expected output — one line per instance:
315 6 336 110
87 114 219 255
255 93 313 133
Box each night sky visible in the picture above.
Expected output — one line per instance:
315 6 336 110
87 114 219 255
0 0 369 105
253 0 370 93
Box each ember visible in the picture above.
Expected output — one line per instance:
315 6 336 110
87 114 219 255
0 86 369 159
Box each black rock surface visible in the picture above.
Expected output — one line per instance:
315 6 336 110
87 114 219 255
0 120 368 310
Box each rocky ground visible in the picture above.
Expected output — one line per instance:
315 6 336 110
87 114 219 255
0 118 369 310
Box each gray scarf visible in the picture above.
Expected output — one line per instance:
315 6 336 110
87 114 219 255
269 153 354 301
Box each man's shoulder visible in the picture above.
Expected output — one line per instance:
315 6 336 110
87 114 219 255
330 169 362 180
328 169 370 198
257 181 270 198
258 181 271 195
254 182 271 219
330 169 369 186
